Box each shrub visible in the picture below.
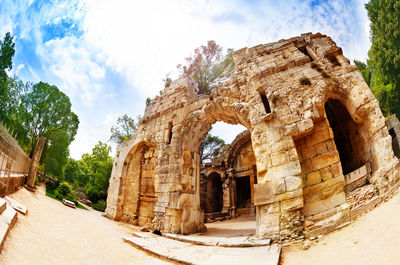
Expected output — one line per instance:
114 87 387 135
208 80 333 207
54 190 63 200
92 200 107 212
56 182 73 197
47 178 60 190
86 185 104 204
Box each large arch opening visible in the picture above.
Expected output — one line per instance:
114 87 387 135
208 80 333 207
197 121 256 237
324 98 369 175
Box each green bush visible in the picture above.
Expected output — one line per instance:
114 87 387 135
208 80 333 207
92 200 106 212
47 178 60 190
56 182 73 197
86 185 104 204
54 190 63 200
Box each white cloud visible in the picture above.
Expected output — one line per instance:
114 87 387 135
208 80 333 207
1 0 372 158
41 36 105 105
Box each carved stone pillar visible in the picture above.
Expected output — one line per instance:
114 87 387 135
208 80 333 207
227 168 236 217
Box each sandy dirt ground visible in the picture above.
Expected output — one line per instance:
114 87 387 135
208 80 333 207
0 185 168 265
282 193 400 265
3 184 400 265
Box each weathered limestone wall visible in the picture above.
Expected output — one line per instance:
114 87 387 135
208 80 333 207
106 32 400 241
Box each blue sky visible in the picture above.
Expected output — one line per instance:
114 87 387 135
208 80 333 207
0 0 371 159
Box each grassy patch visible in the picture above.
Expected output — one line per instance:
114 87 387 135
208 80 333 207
46 185 88 210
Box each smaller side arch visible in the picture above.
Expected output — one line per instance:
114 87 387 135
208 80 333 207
117 141 158 226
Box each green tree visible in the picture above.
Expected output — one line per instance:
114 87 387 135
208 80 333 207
64 158 85 185
199 133 225 163
81 142 113 204
365 0 400 116
0 32 21 127
177 40 235 95
0 32 15 80
18 82 79 155
109 114 138 144
44 130 70 178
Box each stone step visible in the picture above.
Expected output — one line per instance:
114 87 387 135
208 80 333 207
0 204 18 253
124 233 281 265
162 232 271 247
0 198 7 215
1 204 18 228
0 221 9 250
5 196 28 215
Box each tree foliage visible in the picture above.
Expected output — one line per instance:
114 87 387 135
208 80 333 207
109 114 138 144
44 130 70 178
177 40 235 95
64 141 113 206
0 32 15 80
17 82 79 155
362 0 400 117
0 33 21 127
199 133 225 163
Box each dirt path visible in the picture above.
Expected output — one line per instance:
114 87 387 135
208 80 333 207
0 185 168 265
282 193 400 265
3 184 400 265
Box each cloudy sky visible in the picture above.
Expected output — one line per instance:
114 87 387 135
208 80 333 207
0 0 371 159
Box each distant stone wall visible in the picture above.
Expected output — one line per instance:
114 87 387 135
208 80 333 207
0 124 31 196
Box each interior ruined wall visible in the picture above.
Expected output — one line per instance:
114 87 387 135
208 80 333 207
234 141 255 170
106 32 400 241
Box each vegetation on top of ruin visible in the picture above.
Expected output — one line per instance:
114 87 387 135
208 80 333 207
177 40 235 95
109 114 139 144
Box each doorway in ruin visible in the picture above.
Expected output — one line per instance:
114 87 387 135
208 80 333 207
201 172 223 213
324 99 370 175
199 122 256 237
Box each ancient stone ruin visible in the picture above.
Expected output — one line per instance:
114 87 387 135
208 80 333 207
106 33 400 241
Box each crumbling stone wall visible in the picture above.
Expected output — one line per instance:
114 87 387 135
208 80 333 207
106 33 400 241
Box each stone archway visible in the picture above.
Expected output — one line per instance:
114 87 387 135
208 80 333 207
106 33 399 241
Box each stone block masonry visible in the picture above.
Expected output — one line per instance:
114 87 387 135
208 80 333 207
106 33 400 241
0 123 31 196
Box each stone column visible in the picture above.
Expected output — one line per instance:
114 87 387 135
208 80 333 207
221 171 231 213
227 168 236 217
27 137 46 188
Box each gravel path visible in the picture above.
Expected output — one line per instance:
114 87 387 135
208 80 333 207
0 185 168 265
